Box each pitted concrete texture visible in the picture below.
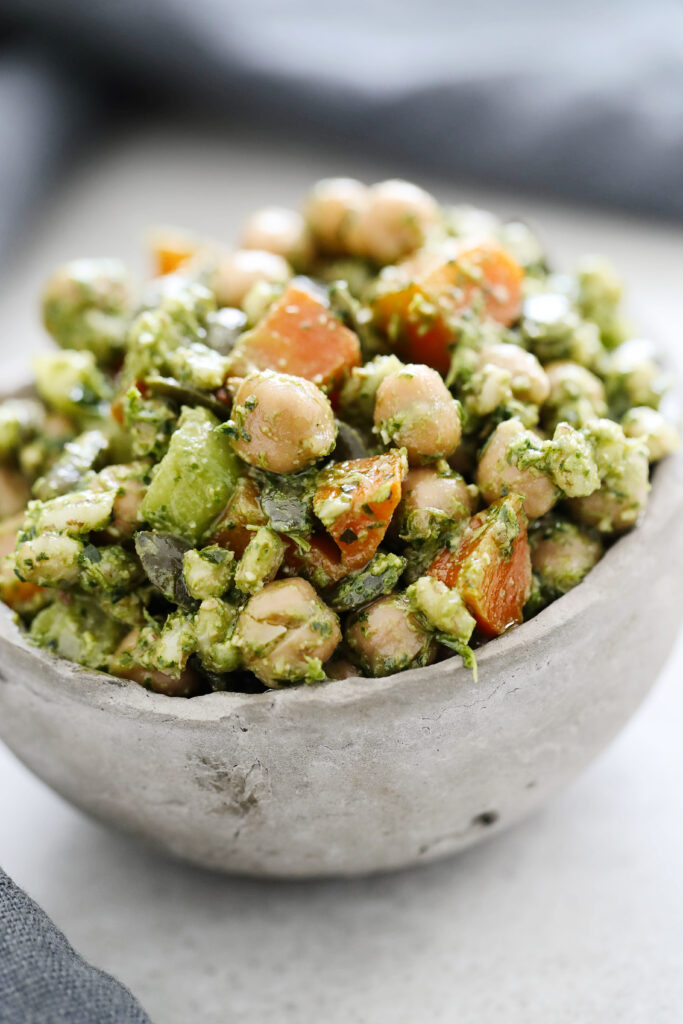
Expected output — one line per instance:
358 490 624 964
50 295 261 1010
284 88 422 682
1 452 681 876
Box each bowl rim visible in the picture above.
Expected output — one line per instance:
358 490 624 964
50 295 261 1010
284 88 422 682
1 386 680 723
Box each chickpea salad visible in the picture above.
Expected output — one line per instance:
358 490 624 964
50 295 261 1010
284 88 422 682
0 178 678 694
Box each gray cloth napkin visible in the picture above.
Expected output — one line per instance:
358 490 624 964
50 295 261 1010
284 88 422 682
0 869 150 1023
1 0 682 1018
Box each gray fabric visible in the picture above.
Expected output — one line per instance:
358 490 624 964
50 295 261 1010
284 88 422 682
0 869 151 1023
1 0 682 1016
2 0 683 232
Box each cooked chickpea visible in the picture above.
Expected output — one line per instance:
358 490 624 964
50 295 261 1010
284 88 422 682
478 344 550 405
374 364 461 464
621 406 680 462
398 465 475 539
477 418 557 518
229 370 336 474
542 360 607 430
324 658 361 680
303 177 369 254
111 628 199 697
211 249 292 308
240 206 313 267
354 180 440 264
530 520 603 595
345 594 436 677
235 577 341 686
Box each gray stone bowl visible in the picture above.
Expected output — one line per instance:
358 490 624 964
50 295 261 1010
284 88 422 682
0 452 681 878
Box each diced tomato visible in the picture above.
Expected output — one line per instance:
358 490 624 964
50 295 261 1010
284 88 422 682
148 228 200 277
0 575 45 612
428 494 531 637
372 240 524 375
314 449 408 571
229 282 361 391
283 533 348 589
427 546 460 589
211 477 267 557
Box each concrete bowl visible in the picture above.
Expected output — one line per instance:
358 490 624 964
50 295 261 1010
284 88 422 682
0 451 681 878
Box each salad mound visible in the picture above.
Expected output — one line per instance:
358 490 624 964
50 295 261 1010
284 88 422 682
0 178 678 693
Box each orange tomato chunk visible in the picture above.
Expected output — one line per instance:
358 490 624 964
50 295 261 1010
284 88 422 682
210 477 267 558
314 449 408 571
283 534 348 589
428 494 531 637
372 240 523 374
229 282 361 390
148 228 200 277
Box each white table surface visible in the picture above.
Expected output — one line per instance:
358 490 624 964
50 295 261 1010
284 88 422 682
1 125 682 1024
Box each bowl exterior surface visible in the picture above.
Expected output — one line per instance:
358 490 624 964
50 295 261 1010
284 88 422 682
0 453 681 878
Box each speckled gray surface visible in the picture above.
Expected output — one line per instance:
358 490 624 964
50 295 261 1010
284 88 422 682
1 449 681 876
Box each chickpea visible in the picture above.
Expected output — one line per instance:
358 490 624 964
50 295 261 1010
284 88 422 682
229 371 336 474
324 658 361 680
543 361 607 430
235 577 341 686
211 249 292 308
240 206 313 267
477 418 557 518
621 406 680 462
530 519 603 595
397 465 475 539
303 177 368 254
345 594 436 677
111 628 199 697
353 179 441 264
478 344 550 405
374 364 461 464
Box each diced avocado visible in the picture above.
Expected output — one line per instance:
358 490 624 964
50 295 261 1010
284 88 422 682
194 597 242 673
140 406 241 544
79 543 144 595
121 385 177 460
30 595 127 670
145 610 197 677
183 545 234 600
32 350 113 422
234 527 286 594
